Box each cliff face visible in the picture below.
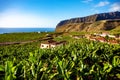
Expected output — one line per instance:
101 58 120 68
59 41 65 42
55 11 120 32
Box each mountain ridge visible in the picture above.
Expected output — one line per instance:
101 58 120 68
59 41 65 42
55 11 120 32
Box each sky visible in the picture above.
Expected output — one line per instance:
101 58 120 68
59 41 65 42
0 0 120 28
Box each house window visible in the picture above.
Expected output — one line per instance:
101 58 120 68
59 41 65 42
42 45 44 47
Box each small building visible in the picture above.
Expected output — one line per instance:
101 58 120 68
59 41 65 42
96 37 107 43
108 40 119 44
108 35 115 38
40 42 50 49
40 40 66 49
99 33 108 37
89 37 96 41
38 31 41 33
85 34 91 39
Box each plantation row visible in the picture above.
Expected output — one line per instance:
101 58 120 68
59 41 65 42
0 39 120 80
0 42 40 65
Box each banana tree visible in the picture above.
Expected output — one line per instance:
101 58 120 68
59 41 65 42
5 61 17 80
57 58 75 80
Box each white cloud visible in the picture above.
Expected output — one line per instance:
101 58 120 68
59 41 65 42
0 8 57 28
82 0 93 3
95 1 110 7
109 3 120 12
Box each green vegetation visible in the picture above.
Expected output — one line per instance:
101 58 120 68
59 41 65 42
110 26 120 34
0 37 120 79
0 42 40 65
54 35 73 42
69 32 89 35
0 32 54 43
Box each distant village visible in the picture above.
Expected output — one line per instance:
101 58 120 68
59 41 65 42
40 32 120 49
72 32 120 44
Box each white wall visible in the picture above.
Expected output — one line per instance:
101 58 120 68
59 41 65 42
40 43 50 49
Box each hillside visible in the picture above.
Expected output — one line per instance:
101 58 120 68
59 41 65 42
55 11 120 32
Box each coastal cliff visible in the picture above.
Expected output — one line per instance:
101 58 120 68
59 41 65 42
55 11 120 32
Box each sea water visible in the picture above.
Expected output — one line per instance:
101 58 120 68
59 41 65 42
0 28 55 34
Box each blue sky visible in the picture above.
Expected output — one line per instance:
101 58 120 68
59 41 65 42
0 0 120 28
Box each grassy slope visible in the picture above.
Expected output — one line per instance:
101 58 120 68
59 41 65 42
110 26 120 34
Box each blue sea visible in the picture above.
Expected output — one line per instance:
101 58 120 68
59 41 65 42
0 28 55 34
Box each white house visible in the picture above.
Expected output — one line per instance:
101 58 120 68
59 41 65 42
40 42 50 49
40 40 66 49
108 35 115 38
99 33 109 37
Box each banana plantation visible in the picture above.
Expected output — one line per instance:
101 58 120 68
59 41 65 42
0 39 120 80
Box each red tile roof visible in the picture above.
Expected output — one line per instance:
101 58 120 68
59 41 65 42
95 37 107 42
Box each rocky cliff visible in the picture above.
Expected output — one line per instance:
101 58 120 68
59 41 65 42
55 11 120 32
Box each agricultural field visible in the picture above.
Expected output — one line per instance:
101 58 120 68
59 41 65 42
0 32 54 43
0 32 120 80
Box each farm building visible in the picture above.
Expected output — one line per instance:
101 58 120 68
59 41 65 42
95 37 107 43
40 40 66 49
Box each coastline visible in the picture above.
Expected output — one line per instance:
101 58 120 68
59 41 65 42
0 28 55 34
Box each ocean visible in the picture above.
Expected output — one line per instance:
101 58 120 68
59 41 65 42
0 28 55 34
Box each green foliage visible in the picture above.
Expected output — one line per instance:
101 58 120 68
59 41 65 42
110 26 120 34
0 65 4 71
0 42 39 65
0 39 120 79
5 61 17 80
0 32 48 42
112 56 120 67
